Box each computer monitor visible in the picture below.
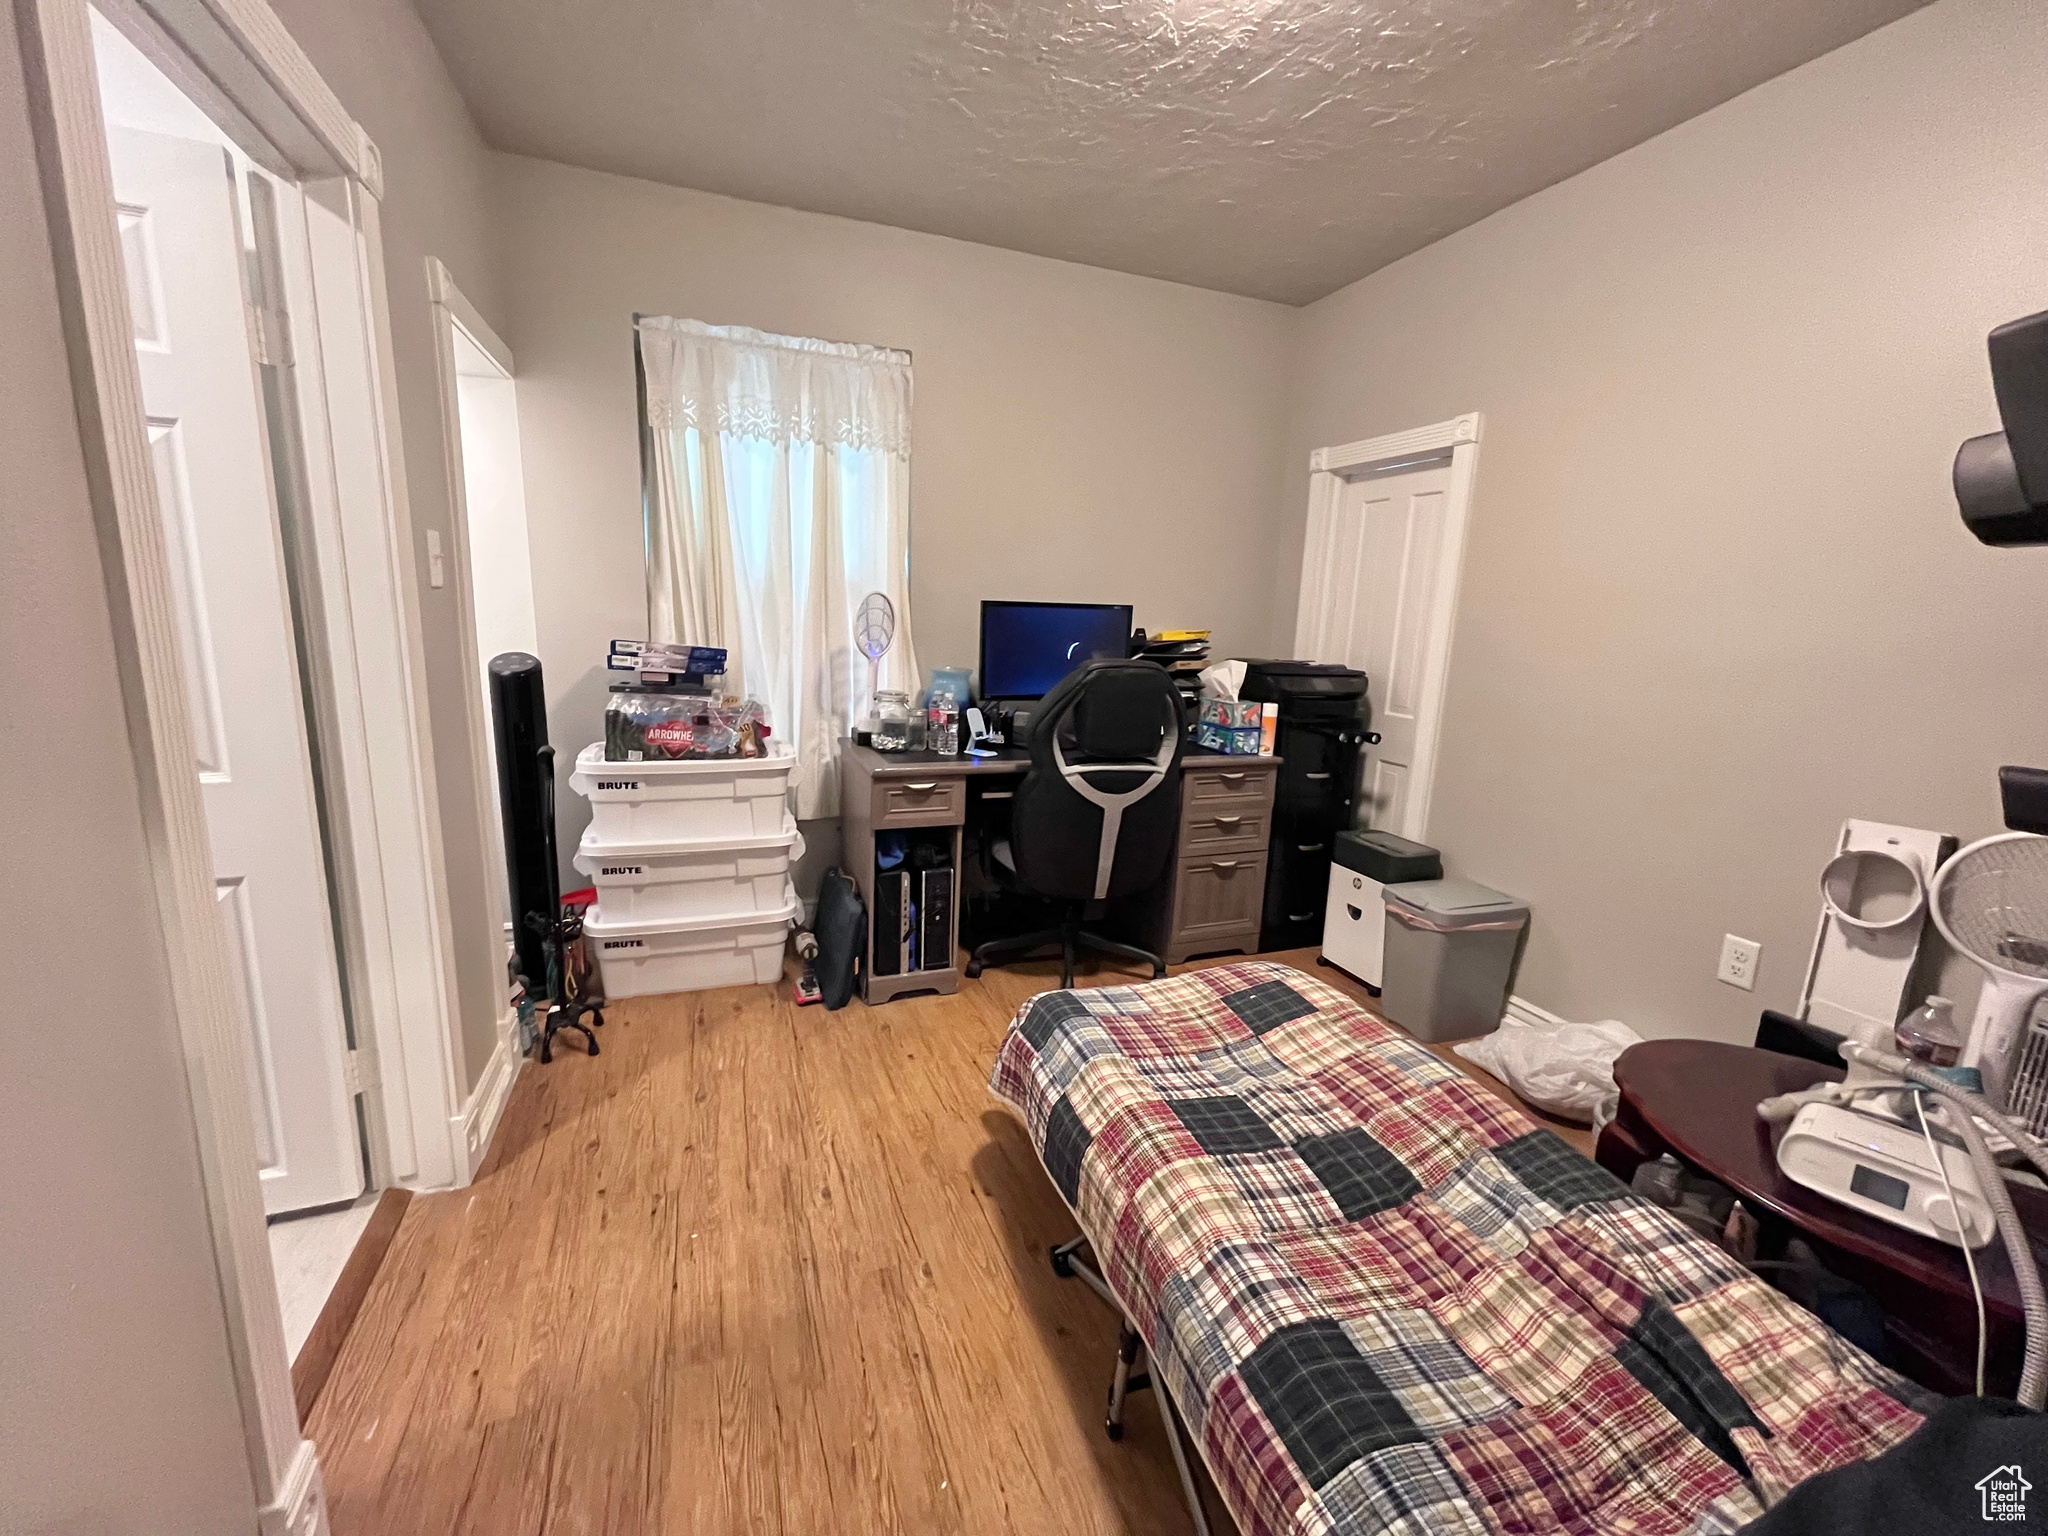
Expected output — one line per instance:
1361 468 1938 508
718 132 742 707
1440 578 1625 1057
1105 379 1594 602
979 600 1133 700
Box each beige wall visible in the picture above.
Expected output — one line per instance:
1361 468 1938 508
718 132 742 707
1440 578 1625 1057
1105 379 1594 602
1285 0 2048 1043
0 10 257 1527
493 155 1299 886
271 0 508 1088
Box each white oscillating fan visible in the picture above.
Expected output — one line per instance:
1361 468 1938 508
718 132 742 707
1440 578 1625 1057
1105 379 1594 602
854 591 896 700
1930 831 2048 1127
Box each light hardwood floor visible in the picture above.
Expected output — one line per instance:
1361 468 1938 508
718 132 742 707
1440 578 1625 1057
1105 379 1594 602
306 948 1589 1534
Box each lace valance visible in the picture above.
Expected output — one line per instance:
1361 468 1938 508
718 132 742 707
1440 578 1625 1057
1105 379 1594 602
638 317 913 459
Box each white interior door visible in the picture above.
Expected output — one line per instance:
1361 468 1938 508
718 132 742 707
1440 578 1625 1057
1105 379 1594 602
1298 454 1458 840
110 125 363 1215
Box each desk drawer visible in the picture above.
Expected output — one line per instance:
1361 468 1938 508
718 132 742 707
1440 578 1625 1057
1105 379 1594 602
1184 763 1275 812
876 777 962 827
1173 852 1266 940
1181 804 1268 854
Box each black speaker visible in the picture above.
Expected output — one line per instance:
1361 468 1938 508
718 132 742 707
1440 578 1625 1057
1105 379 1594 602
489 652 558 988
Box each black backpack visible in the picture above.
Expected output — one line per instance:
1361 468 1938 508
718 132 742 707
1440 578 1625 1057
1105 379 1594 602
813 866 865 1010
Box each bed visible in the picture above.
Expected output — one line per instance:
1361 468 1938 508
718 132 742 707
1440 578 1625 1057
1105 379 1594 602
988 961 1925 1536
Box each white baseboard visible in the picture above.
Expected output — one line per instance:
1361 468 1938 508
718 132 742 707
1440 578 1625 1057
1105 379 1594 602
259 1439 328 1536
1503 994 1567 1029
451 1005 523 1183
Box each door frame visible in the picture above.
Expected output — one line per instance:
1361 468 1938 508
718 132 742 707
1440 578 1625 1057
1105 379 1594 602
426 254 528 1176
1292 412 1484 842
19 0 474 1527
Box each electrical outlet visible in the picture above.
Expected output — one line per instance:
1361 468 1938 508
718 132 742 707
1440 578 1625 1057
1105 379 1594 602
1718 934 1761 991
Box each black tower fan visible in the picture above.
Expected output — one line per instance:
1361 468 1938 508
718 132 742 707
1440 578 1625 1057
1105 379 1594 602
490 652 558 988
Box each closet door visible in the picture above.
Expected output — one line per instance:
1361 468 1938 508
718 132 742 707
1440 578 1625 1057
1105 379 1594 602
1297 454 1457 841
113 125 363 1215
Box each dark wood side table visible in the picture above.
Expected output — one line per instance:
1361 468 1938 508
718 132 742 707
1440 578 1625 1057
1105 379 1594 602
1597 1038 2048 1399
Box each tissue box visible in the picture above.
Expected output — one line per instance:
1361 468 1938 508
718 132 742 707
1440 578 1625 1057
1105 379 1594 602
1197 721 1264 755
1199 698 1262 730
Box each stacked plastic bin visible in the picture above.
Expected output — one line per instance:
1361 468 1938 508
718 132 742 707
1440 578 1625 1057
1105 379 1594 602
569 744 802 997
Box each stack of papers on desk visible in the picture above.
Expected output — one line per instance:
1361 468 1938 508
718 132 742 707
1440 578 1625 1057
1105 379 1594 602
1137 629 1210 713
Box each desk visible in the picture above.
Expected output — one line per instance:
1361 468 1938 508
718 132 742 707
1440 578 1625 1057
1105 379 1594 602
1597 1038 2048 1398
841 743 1281 1002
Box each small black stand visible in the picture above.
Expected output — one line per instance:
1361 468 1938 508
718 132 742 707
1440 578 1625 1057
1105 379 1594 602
526 907 604 1062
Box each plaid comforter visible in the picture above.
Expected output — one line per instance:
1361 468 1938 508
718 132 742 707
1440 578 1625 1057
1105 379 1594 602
988 962 1923 1536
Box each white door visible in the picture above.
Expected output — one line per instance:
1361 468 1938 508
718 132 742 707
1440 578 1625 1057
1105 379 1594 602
111 126 364 1214
1296 454 1459 840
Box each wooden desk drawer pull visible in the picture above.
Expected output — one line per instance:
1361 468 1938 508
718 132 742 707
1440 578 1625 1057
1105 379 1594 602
1304 771 1332 781
1219 772 1246 782
1209 859 1241 871
1213 814 1243 826
903 782 939 792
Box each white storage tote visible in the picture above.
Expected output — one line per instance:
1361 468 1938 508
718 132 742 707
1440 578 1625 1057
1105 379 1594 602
573 818 804 924
569 742 797 844
584 883 799 998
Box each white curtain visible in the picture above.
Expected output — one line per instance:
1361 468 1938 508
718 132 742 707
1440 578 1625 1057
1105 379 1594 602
638 318 919 819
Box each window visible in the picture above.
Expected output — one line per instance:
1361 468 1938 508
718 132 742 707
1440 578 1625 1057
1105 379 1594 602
637 319 918 817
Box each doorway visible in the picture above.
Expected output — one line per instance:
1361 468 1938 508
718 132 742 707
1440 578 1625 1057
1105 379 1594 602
428 261 537 937
93 12 365 1225
88 7 390 1368
1293 414 1484 843
32 0 484 1516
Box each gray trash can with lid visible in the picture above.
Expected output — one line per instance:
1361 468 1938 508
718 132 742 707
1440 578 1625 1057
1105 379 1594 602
1380 877 1528 1042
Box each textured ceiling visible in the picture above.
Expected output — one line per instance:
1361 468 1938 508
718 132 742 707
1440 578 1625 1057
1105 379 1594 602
417 0 1926 305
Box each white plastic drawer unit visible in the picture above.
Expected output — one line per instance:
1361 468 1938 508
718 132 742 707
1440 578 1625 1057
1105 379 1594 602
573 819 804 924
569 742 798 843
583 884 800 998
1323 864 1389 988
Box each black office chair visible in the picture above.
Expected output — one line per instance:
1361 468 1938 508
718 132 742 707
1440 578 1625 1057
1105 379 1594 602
966 658 1186 987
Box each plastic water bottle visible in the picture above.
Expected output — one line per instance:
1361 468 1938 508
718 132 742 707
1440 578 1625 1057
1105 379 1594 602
926 688 960 757
1895 995 1962 1068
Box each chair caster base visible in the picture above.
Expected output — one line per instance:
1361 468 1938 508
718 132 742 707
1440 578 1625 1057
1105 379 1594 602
965 959 984 979
1105 1419 1124 1442
1049 1243 1074 1278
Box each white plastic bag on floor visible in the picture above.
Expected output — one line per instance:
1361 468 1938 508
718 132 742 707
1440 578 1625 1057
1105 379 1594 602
1455 1013 1642 1132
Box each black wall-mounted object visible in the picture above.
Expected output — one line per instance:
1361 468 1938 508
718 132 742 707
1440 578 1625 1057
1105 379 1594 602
2001 765 2048 835
489 652 559 989
1954 308 2048 546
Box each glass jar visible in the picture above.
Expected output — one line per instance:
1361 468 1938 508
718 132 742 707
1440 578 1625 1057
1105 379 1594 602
872 690 912 752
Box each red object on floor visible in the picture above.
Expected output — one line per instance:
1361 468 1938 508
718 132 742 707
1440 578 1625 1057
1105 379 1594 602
560 886 597 912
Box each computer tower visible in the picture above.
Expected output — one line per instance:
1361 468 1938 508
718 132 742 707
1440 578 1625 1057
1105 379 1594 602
918 867 953 971
872 870 910 977
489 651 559 987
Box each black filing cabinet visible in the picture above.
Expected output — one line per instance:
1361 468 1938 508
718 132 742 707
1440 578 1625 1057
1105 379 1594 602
1240 661 1368 952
